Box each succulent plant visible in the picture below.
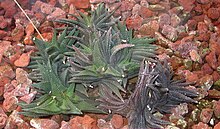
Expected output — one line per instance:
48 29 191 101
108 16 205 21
98 59 198 129
56 3 156 100
19 29 102 117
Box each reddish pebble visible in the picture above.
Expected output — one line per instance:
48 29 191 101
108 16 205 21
0 107 8 128
17 122 31 129
46 8 66 20
69 115 98 129
20 91 37 104
207 8 220 20
30 119 59 129
192 122 211 129
0 64 15 79
126 15 143 30
14 52 31 67
0 30 7 39
197 22 208 34
199 74 213 90
0 16 8 29
111 114 124 129
0 41 11 62
201 63 213 75
158 13 171 28
11 24 24 42
60 121 71 129
120 0 135 12
208 89 220 99
23 35 33 45
178 0 195 12
66 0 90 9
196 0 210 4
214 122 220 129
139 6 153 18
184 70 199 83
200 108 213 123
3 96 18 112
138 20 159 37
205 51 218 70
0 77 10 96
212 71 220 82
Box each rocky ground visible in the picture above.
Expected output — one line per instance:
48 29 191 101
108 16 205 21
0 0 220 129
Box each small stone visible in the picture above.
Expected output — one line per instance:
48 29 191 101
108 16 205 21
132 4 141 15
195 33 210 42
1 1 17 18
126 15 143 30
208 89 220 99
20 91 37 104
3 83 15 99
140 0 149 7
213 100 220 119
200 108 213 123
214 122 220 129
0 76 10 96
169 56 183 70
207 8 220 20
0 64 15 79
158 13 171 28
17 122 31 129
171 103 188 117
190 49 202 63
3 96 18 112
212 71 220 82
120 0 135 12
0 41 11 63
199 74 213 90
187 20 197 31
82 115 98 129
30 119 59 129
121 11 132 21
97 119 113 129
192 122 211 129
11 24 25 42
69 115 98 129
0 107 8 128
147 0 159 4
197 22 208 34
0 30 7 39
15 68 31 85
14 52 31 67
24 35 33 45
60 121 71 129
201 63 213 75
138 20 159 37
4 110 24 129
205 51 218 70
25 22 35 36
196 0 210 4
161 25 178 41
170 14 181 27
209 34 220 56
178 0 195 12
66 0 90 9
47 8 66 20
184 70 199 83
0 16 8 29
139 6 153 18
111 114 124 129
41 2 54 14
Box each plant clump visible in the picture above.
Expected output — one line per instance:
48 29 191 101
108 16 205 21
20 3 198 129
